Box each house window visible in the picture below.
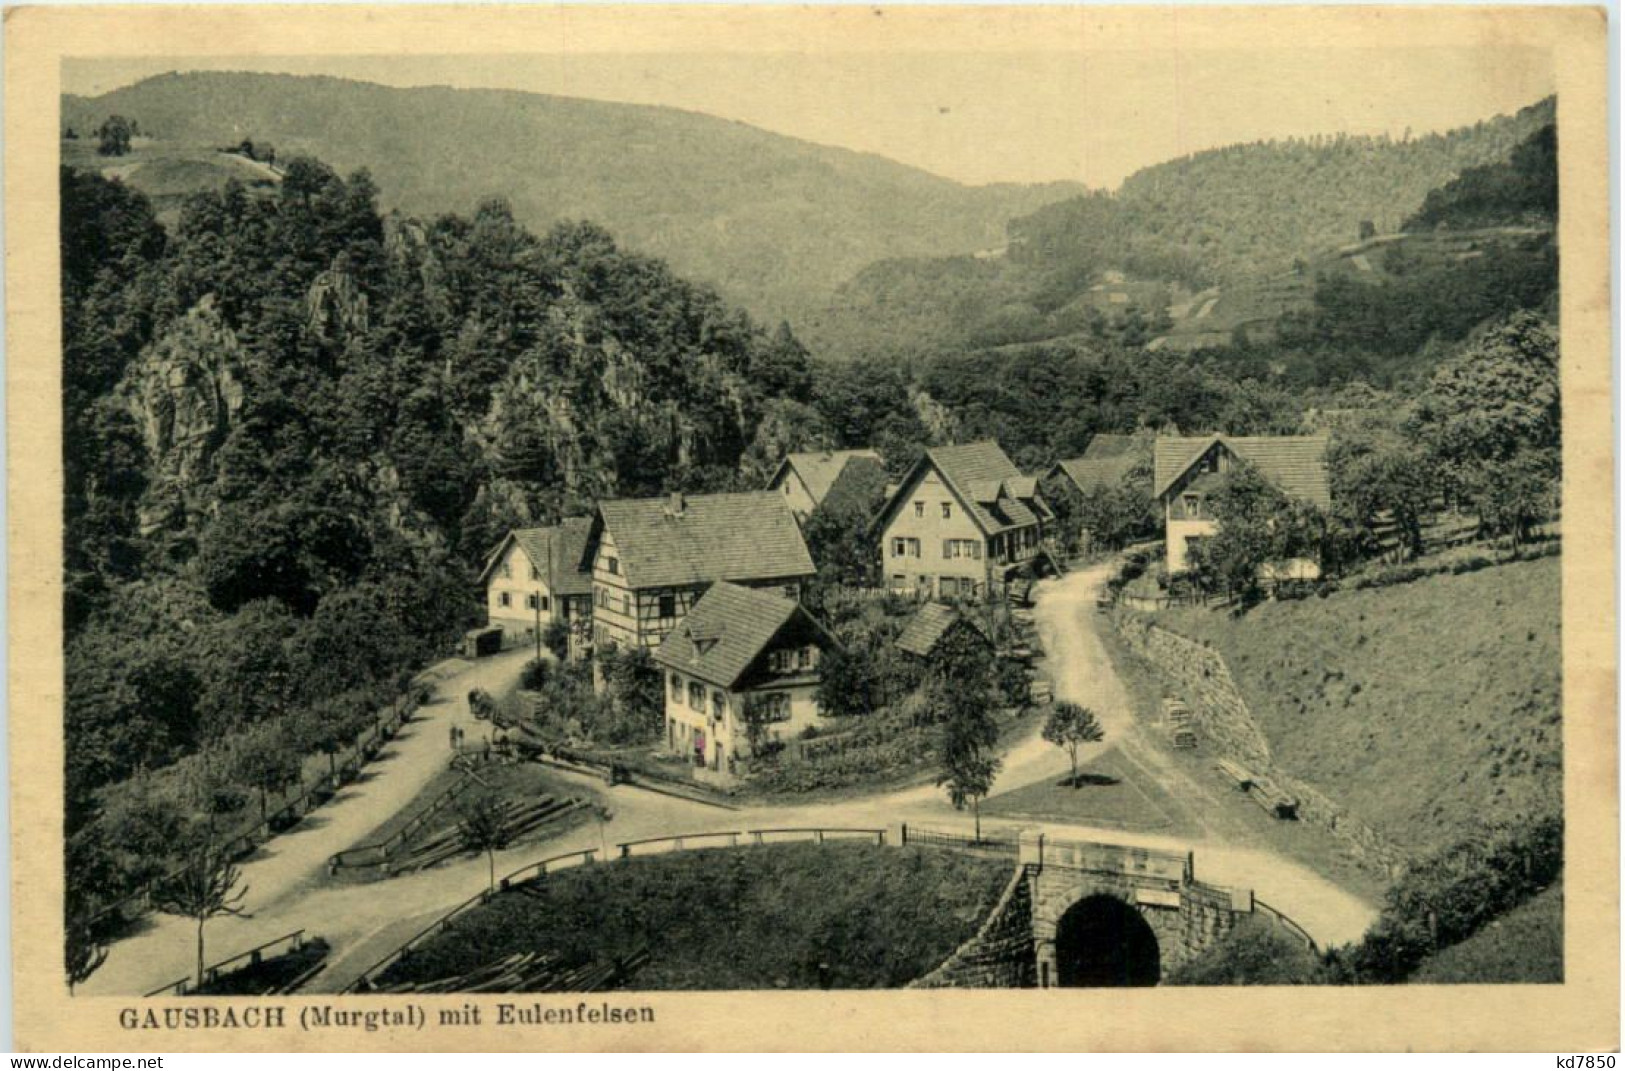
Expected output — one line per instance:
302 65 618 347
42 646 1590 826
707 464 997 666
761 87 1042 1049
596 587 608 609
943 539 982 560
526 594 539 610
606 556 620 575
688 682 706 711
712 691 726 720
622 594 632 615
540 595 550 612
797 646 814 671
670 673 682 701
531 565 541 581
914 501 924 518
942 502 952 519
499 592 512 608
1183 493 1201 516
761 693 791 721
658 594 677 621
501 562 511 579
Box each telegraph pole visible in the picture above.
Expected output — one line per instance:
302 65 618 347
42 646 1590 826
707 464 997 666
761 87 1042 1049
534 600 543 664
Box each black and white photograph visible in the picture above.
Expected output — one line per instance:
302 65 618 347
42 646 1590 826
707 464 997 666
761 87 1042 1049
8 1 1614 1053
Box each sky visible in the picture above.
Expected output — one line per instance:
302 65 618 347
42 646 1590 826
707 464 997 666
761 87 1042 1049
63 48 1556 188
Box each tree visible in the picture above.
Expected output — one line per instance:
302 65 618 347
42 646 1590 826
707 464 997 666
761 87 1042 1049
1042 701 1105 787
152 847 251 990
230 725 302 826
96 115 134 157
65 923 108 995
457 792 512 893
937 745 1000 843
815 643 876 719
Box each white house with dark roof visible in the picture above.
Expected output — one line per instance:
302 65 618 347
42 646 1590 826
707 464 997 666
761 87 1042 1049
652 582 840 775
766 448 886 521
871 440 1054 600
1153 434 1332 575
479 519 595 651
583 491 817 654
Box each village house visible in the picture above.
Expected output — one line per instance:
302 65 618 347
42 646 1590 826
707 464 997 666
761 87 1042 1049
583 491 817 654
766 449 887 522
894 601 994 662
652 581 841 779
1046 434 1142 499
1153 434 1332 575
872 440 1057 600
479 519 595 654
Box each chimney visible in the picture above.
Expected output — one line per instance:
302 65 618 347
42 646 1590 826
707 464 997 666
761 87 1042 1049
666 491 686 518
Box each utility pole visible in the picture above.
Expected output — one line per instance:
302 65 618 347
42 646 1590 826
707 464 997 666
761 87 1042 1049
534 600 543 664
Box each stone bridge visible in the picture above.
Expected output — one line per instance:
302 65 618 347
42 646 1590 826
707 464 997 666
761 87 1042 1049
913 831 1264 988
1025 832 1255 986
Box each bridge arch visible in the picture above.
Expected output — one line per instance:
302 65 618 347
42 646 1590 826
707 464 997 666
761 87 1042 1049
1054 893 1162 987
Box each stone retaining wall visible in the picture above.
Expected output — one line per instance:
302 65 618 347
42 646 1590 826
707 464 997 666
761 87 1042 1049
1113 613 1272 766
1111 611 1407 878
911 865 1037 988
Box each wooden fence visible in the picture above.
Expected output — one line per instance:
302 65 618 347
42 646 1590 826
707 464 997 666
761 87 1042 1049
328 775 479 875
341 827 889 993
143 929 311 998
87 689 423 934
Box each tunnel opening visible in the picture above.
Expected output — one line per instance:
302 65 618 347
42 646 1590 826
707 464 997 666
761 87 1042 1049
1054 894 1161 987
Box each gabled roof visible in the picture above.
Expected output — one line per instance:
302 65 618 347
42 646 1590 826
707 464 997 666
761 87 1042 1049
895 602 992 658
768 449 883 507
876 440 1040 537
548 518 595 597
1153 435 1332 508
1050 434 1143 495
652 582 827 689
479 520 596 595
595 491 816 590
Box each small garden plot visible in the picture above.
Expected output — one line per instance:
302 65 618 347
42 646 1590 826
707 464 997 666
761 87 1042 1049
980 750 1191 833
373 843 1011 991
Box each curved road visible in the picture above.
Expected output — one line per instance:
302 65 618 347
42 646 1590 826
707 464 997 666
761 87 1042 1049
82 565 1378 996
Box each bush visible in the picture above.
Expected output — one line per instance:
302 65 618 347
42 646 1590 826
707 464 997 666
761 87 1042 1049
520 659 551 691
541 619 570 661
1334 813 1562 983
1165 917 1323 986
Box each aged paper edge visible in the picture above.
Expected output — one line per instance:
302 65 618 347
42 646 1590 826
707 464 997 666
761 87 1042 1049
4 3 1615 1053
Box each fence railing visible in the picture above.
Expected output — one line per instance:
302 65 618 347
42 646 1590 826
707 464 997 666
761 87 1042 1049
87 688 423 934
141 929 309 997
328 774 478 874
900 824 1019 855
1253 898 1319 954
342 827 891 993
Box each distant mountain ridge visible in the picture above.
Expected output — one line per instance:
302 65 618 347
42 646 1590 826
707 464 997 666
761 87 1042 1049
62 72 1085 323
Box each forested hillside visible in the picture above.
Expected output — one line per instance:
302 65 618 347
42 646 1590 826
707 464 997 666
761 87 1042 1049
61 72 1082 323
803 97 1554 363
62 156 845 838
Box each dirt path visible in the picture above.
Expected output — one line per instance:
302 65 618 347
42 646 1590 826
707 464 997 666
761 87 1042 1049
86 569 1380 995
79 647 536 997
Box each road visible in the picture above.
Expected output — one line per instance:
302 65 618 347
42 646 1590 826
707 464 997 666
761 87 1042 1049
83 565 1379 995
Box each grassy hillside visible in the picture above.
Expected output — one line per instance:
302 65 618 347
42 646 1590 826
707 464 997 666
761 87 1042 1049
373 843 1011 990
1410 880 1563 984
1160 556 1562 861
62 72 1081 324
